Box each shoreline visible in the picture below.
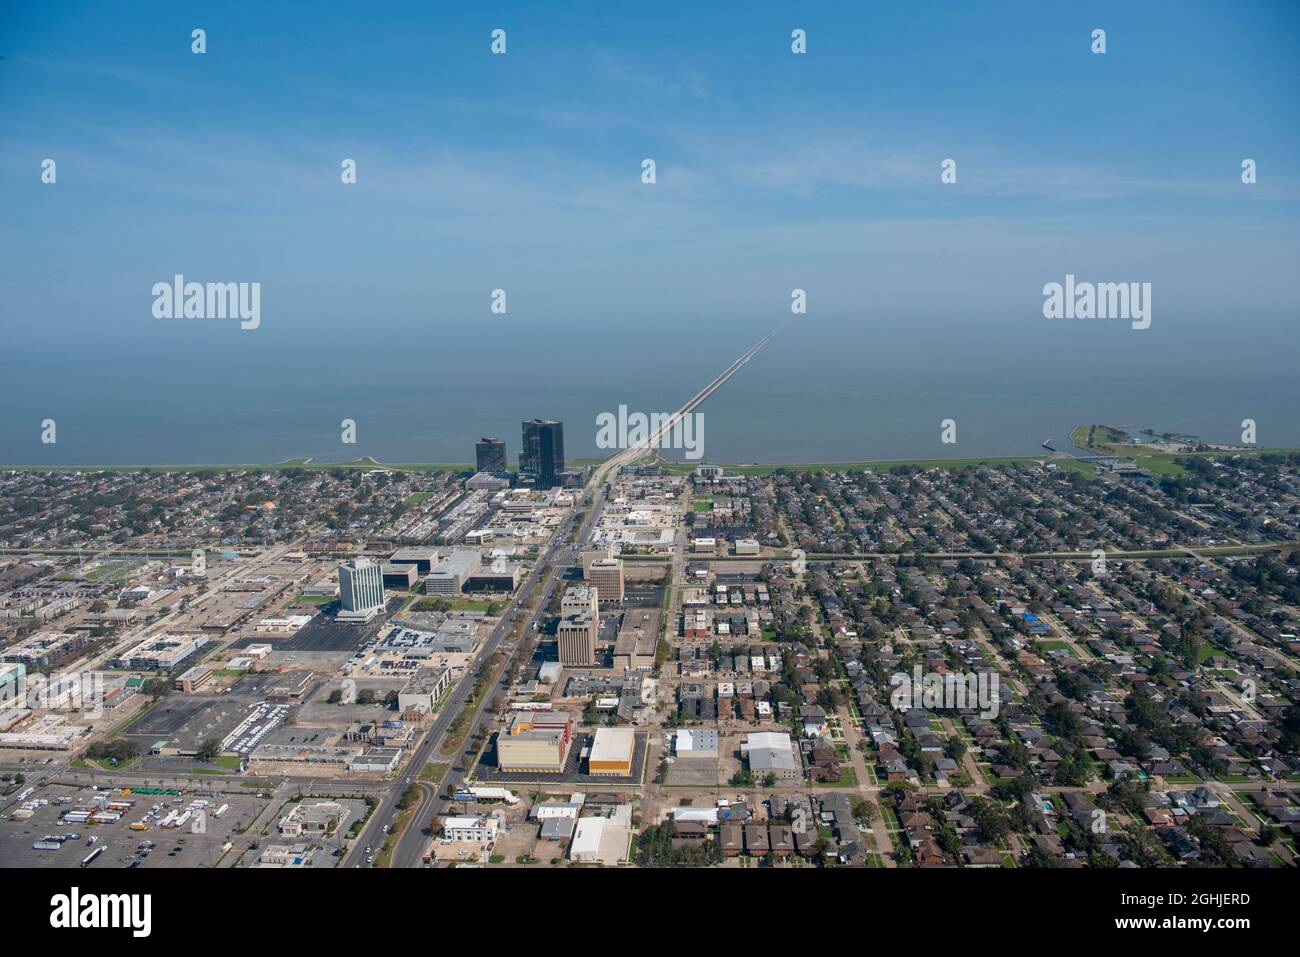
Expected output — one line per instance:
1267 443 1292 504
4 448 1298 476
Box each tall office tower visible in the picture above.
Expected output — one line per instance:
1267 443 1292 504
475 436 507 473
587 557 625 604
580 544 614 577
562 584 600 621
558 585 600 666
520 418 565 489
337 557 386 622
557 612 598 666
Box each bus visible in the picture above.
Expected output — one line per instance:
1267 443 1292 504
80 846 105 868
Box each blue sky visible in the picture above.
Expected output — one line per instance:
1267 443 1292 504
1 1 1298 463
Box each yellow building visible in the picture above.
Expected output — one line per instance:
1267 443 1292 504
496 710 573 773
588 727 635 776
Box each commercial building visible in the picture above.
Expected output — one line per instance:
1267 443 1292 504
0 662 24 706
279 801 347 837
674 728 719 757
248 742 364 770
113 634 209 671
381 562 418 590
520 418 565 489
350 748 402 773
254 843 314 868
497 709 573 773
442 815 499 843
561 584 599 619
556 585 600 667
388 546 440 575
397 666 451 714
734 538 761 556
557 613 598 667
256 615 312 635
463 566 520 592
175 665 214 693
588 727 636 776
382 621 480 656
743 731 800 781
586 558 625 604
338 557 385 622
267 672 313 701
569 816 606 862
613 610 659 671
475 436 508 473
424 549 481 595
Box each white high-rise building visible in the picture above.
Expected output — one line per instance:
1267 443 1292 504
338 558 385 622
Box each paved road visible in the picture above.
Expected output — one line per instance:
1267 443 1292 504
387 485 611 867
351 487 606 868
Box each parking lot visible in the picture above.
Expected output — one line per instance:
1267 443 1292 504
0 782 269 869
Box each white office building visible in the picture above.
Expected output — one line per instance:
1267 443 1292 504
338 558 385 622
442 815 499 843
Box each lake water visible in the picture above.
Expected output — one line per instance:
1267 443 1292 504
2 311 1295 467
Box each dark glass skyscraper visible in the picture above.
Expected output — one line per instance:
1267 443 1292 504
520 419 564 488
475 436 507 473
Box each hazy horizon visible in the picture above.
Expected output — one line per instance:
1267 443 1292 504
3 1 1297 465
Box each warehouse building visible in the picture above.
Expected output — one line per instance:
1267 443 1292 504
588 727 635 776
674 728 719 757
569 816 606 862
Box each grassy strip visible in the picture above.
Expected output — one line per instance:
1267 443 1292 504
2 458 472 474
417 762 451 784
